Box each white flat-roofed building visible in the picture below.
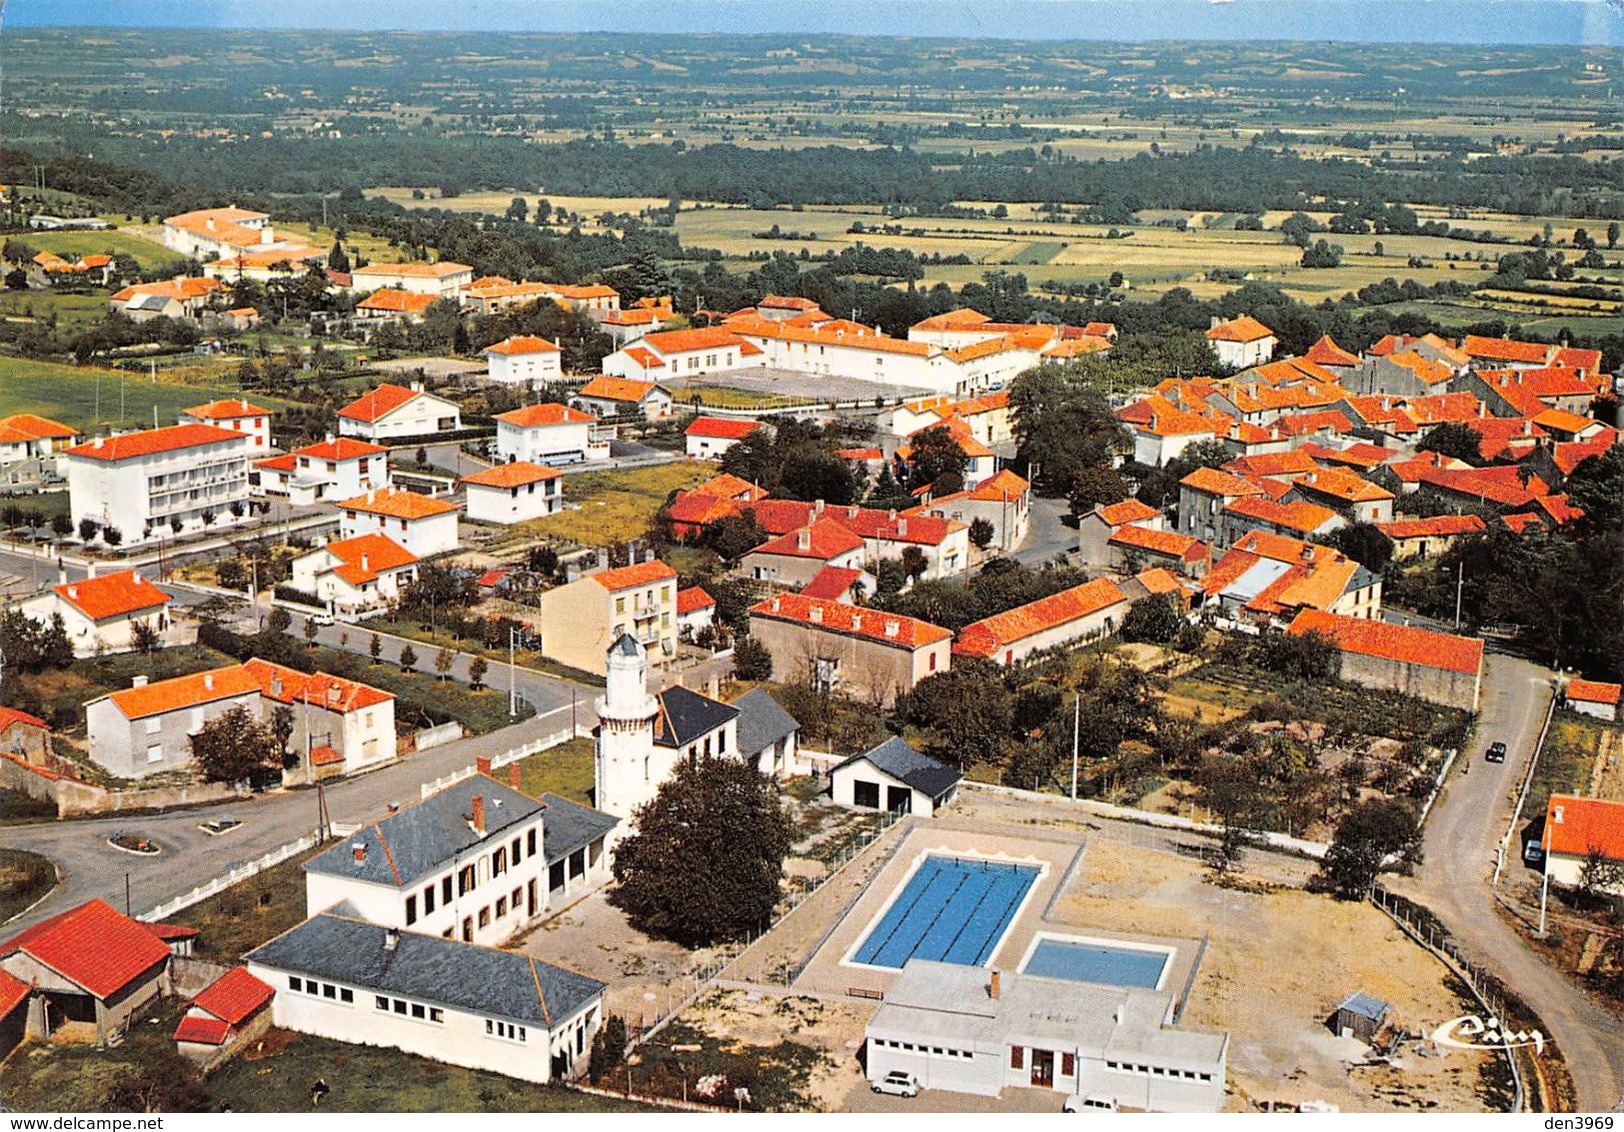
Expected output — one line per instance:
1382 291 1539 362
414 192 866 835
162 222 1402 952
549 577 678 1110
65 424 252 545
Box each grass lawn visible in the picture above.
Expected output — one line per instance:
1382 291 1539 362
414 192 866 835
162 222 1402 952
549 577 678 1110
0 848 56 921
0 288 112 332
23 228 178 271
357 617 604 687
510 737 595 805
303 642 536 735
0 355 285 435
679 383 815 410
497 461 717 550
15 644 239 737
162 845 328 963
1528 711 1608 820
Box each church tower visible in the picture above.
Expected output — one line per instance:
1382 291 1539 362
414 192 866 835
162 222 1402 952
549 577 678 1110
593 632 660 824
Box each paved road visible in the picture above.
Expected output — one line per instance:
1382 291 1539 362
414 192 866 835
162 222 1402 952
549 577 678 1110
1400 652 1623 1113
1010 496 1074 567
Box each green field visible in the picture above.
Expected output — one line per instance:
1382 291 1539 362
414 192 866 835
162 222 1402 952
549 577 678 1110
0 356 282 434
24 227 178 271
1009 240 1066 265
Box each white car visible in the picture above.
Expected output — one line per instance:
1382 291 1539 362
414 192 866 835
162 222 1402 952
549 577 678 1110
1063 1095 1118 1113
872 1071 919 1098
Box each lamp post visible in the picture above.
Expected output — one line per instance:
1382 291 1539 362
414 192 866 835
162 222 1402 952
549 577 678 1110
509 625 518 718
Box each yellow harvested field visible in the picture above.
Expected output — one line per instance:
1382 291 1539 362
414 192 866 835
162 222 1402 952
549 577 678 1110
371 187 676 217
498 460 717 549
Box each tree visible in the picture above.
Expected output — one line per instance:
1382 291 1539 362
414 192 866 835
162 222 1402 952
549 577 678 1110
369 632 383 664
968 517 995 550
700 511 769 562
267 606 292 635
50 513 72 540
1299 239 1343 269
906 425 969 490
1320 799 1422 898
1121 595 1184 644
191 705 282 784
733 636 772 681
1197 754 1259 872
609 756 794 947
78 517 100 542
895 660 1014 768
434 646 455 681
1608 221 1620 250
1068 465 1130 516
399 643 418 673
468 655 489 690
304 617 319 648
1577 846 1624 909
130 620 160 655
900 545 928 582
588 1014 628 1084
1418 421 1483 465
1252 627 1338 681
1321 521 1394 573
1279 211 1324 248
327 240 351 274
102 525 122 548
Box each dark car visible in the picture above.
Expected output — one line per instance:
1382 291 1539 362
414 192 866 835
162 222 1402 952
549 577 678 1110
1485 741 1508 763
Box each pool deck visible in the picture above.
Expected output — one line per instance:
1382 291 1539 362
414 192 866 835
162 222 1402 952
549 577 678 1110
793 818 1202 1008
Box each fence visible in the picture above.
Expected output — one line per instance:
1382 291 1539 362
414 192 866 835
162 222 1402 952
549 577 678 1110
1494 689 1558 886
141 833 322 922
418 727 577 799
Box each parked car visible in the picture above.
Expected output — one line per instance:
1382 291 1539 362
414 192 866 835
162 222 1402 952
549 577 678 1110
872 1071 919 1098
1064 1095 1119 1113
1485 741 1508 763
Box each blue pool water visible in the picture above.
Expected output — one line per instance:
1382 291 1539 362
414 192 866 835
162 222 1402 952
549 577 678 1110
1022 938 1169 989
851 856 1039 969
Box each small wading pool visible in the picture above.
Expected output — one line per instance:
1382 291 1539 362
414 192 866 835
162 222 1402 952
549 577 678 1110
1021 937 1171 989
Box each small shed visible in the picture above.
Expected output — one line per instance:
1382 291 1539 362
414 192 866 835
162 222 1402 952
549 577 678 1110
831 736 961 818
1332 990 1391 1043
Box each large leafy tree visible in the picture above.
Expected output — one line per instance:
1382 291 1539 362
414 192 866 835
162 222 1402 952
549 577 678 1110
894 659 1016 768
905 425 969 491
1010 362 1130 495
190 705 283 784
609 756 793 947
1320 799 1422 899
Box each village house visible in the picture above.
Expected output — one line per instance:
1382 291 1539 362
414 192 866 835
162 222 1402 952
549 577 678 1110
1564 679 1622 723
675 585 716 641
1375 515 1487 561
572 375 676 421
596 300 675 345
1177 467 1266 545
107 276 227 322
898 416 998 488
458 278 564 316
1540 795 1624 898
1219 496 1343 549
736 518 868 590
179 399 273 453
1122 399 1222 467
953 577 1131 668
65 423 253 546
1206 315 1277 370
600 327 764 383
535 560 679 675
290 533 420 616
484 335 563 385
1202 531 1381 626
747 593 952 707
337 487 460 557
907 469 1032 554
337 383 463 443
254 437 388 505
350 261 475 298
14 569 172 657
1107 524 1210 579
1285 467 1396 524
733 686 802 780
831 737 961 818
684 416 759 458
0 706 52 763
494 403 611 465
0 413 79 468
162 206 272 258
1286 610 1484 711
246 911 605 1085
1077 499 1164 567
355 289 439 325
461 462 563 525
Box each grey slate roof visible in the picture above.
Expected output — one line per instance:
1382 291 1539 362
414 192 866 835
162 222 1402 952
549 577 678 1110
304 775 542 889
1336 990 1391 1021
733 688 799 760
538 793 618 865
837 736 961 799
247 913 603 1027
653 684 737 750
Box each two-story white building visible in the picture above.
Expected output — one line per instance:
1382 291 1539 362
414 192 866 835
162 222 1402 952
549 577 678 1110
290 533 419 616
178 399 274 453
1206 316 1277 371
337 384 463 443
65 424 252 545
494 404 610 465
255 437 388 505
350 261 474 298
484 336 563 385
13 569 173 657
461 462 564 525
336 488 460 558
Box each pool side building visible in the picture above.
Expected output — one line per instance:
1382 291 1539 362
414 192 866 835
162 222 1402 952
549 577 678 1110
865 959 1227 1112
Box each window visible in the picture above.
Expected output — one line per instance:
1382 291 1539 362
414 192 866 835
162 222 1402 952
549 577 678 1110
512 836 522 863
375 996 389 1011
1062 1053 1076 1076
424 884 436 915
322 984 337 999
487 1020 527 1042
145 717 161 735
429 1008 443 1023
496 896 508 918
493 847 507 877
852 780 880 809
512 886 522 908
405 895 417 926
458 864 476 895
1010 1046 1024 1070
442 876 453 904
478 906 491 928
527 829 537 856
718 730 726 753
411 1003 426 1019
393 1000 408 1015
929 652 937 672
146 745 164 763
289 977 304 993
340 988 353 1004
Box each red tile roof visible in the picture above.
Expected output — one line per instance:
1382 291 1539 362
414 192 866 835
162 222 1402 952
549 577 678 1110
1377 515 1486 540
685 416 759 440
1181 466 1265 498
1292 467 1394 504
692 473 766 501
800 565 866 602
353 260 472 279
173 1015 233 1046
310 744 344 767
338 487 459 520
0 969 28 1019
460 461 562 489
751 518 866 561
485 334 560 356
0 705 49 731
588 560 678 591
1223 451 1321 479
1108 524 1208 562
294 437 386 461
0 899 170 998
189 965 274 1026
181 399 271 422
1224 495 1339 534
242 658 395 712
318 533 419 585
1462 335 1551 365
676 586 715 616
641 327 762 357
1095 499 1161 526
1288 609 1484 676
1304 335 1360 368
954 578 1129 658
967 469 1031 502
578 375 664 403
55 571 171 622
66 424 243 462
108 664 263 719
338 384 422 423
1207 315 1275 343
495 402 595 428
751 593 951 649
1567 679 1622 707
356 289 438 315
912 308 993 331
1543 795 1624 861
1418 467 1540 509
0 413 77 444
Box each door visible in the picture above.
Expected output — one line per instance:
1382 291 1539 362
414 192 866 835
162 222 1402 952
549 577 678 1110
886 785 912 815
1031 1049 1054 1088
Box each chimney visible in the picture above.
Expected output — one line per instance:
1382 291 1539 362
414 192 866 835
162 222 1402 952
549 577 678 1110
509 763 522 790
1554 804 1564 824
852 613 863 631
989 970 1001 1000
477 756 493 776
131 675 149 689
897 518 908 537
93 436 104 449
271 676 283 698
770 595 782 613
797 529 812 551
57 564 67 585
352 842 367 864
887 508 897 521
205 218 215 231
360 554 369 573
204 672 214 690
384 927 399 952
260 228 273 245
471 794 485 835
884 620 900 638
814 498 825 515
327 684 342 706
67 586 79 602
809 605 824 624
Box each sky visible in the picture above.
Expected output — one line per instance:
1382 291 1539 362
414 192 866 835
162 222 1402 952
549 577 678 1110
5 0 1623 45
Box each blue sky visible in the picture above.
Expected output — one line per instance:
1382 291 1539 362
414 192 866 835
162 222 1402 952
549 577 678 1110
5 0 1621 44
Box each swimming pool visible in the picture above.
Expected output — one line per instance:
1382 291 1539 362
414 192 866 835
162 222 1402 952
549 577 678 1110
1020 936 1171 989
849 855 1040 970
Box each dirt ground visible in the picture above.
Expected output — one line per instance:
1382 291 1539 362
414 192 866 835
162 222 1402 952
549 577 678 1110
1584 725 1624 802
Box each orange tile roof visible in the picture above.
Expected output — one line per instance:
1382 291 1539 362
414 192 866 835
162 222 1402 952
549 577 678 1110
751 518 866 560
1288 609 1483 676
759 294 823 311
587 560 678 591
214 246 322 270
316 533 419 585
1134 567 1190 598
0 899 170 999
800 566 865 602
309 744 345 767
1182 466 1265 498
622 346 665 370
1108 524 1208 562
751 593 951 649
107 664 263 719
241 658 394 711
913 308 994 331
1553 346 1603 375
551 282 619 300
495 402 594 428
172 1014 232 1046
837 447 884 461
1532 408 1600 435
1096 499 1161 526
640 327 761 357
66 423 242 462
1543 794 1624 861
1304 335 1360 368
690 473 765 501
460 461 562 489
338 487 459 520
685 416 759 440
0 705 50 731
1385 350 1455 387
1553 436 1616 476
1403 392 1483 424
953 578 1128 658
1223 451 1321 479
182 399 270 421
1418 468 1540 509
255 453 297 473
0 413 77 441
1274 409 1353 437
1207 315 1275 343
967 469 1031 502
1225 495 1339 534
352 261 472 279
189 966 274 1026
338 384 424 423
294 437 386 461
485 334 561 356
0 968 29 1019
1292 467 1393 504
1501 512 1546 534
356 289 438 315
578 375 663 403
1462 335 1551 365
676 586 715 615
1567 678 1622 706
55 570 171 622
1376 515 1486 540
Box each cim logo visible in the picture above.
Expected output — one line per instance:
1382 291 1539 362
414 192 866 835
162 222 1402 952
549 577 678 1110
1432 1014 1547 1056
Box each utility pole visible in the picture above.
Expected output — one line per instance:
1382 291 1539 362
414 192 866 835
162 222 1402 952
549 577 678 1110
1070 693 1081 800
1454 560 1464 629
509 625 518 717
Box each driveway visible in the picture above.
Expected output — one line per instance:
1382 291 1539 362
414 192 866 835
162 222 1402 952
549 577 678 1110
1397 653 1623 1113
1010 495 1073 567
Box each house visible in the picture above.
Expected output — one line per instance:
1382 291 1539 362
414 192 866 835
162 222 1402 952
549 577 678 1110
1287 468 1395 524
350 261 475 298
257 437 388 505
1286 609 1484 711
747 593 952 707
179 399 273 453
1218 496 1342 549
800 564 875 604
1376 515 1486 561
1107 525 1210 579
736 518 868 590
484 335 563 385
1125 400 1222 467
675 586 716 641
1177 467 1266 545
14 569 172 657
1564 679 1622 723
953 578 1130 667
338 383 463 443
0 899 173 1045
304 766 612 944
337 487 460 557
1540 795 1624 898
1122 567 1196 611
107 276 226 322
290 533 420 616
0 706 52 762
865 960 1227 1111
494 403 610 465
65 423 252 546
355 288 439 324
906 468 1033 553
85 657 396 781
718 499 970 581
733 687 800 779
162 206 276 259
684 416 759 458
1303 335 1362 378
832 736 960 817
1207 315 1277 370
572 375 675 421
246 911 605 1085
461 462 563 525
1203 532 1381 626
172 966 275 1065
1078 499 1163 567
1331 991 1391 1044
600 327 765 384
535 560 679 675
597 303 674 345
0 413 80 467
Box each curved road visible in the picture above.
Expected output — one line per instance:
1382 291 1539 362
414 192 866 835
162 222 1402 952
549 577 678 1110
1400 652 1622 1113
